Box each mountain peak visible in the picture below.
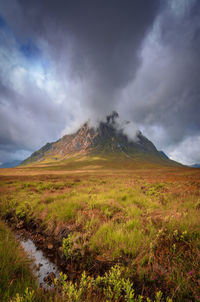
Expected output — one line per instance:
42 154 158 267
106 111 119 125
22 113 172 165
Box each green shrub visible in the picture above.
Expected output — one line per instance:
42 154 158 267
62 235 73 259
53 265 172 302
15 205 26 219
10 288 35 302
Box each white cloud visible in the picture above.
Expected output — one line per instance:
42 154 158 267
167 135 200 165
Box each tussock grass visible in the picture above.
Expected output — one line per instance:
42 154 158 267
90 221 145 258
46 197 84 222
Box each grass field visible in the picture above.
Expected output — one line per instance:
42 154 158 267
0 156 200 301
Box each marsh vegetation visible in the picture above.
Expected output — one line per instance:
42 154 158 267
0 159 199 301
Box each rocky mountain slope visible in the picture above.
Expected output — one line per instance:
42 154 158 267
22 112 174 165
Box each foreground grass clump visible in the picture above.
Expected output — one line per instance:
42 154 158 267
0 221 36 301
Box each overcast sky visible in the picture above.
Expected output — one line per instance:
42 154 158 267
0 0 200 165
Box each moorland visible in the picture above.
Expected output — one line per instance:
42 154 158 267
0 155 200 301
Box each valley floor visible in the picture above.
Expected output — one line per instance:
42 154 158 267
0 162 200 301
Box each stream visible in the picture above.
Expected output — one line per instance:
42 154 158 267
19 236 61 288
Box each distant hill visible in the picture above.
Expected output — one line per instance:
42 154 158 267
22 112 179 167
0 160 21 168
190 163 200 168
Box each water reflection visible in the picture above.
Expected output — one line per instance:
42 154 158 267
20 238 60 288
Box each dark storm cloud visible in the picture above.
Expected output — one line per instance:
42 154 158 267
119 0 200 164
0 0 200 165
2 0 160 112
0 0 160 162
149 0 200 142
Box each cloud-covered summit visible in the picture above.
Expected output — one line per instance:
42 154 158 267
0 0 200 165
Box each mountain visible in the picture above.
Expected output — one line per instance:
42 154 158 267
0 160 21 168
190 164 200 168
22 112 178 166
159 151 169 159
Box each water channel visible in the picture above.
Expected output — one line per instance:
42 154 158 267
20 237 61 288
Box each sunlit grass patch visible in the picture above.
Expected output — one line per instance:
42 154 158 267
126 205 143 219
90 221 145 258
45 197 84 222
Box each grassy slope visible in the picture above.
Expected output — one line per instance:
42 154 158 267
0 156 200 301
21 152 180 170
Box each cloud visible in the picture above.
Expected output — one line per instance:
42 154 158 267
0 0 160 162
0 24 85 161
119 0 200 163
167 134 200 165
1 1 160 100
0 0 199 165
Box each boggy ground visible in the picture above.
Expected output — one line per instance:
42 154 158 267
0 159 200 301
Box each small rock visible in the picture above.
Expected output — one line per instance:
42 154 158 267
49 272 56 281
47 243 53 250
72 243 80 251
58 246 63 258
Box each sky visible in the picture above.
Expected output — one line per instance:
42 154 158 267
0 0 200 165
